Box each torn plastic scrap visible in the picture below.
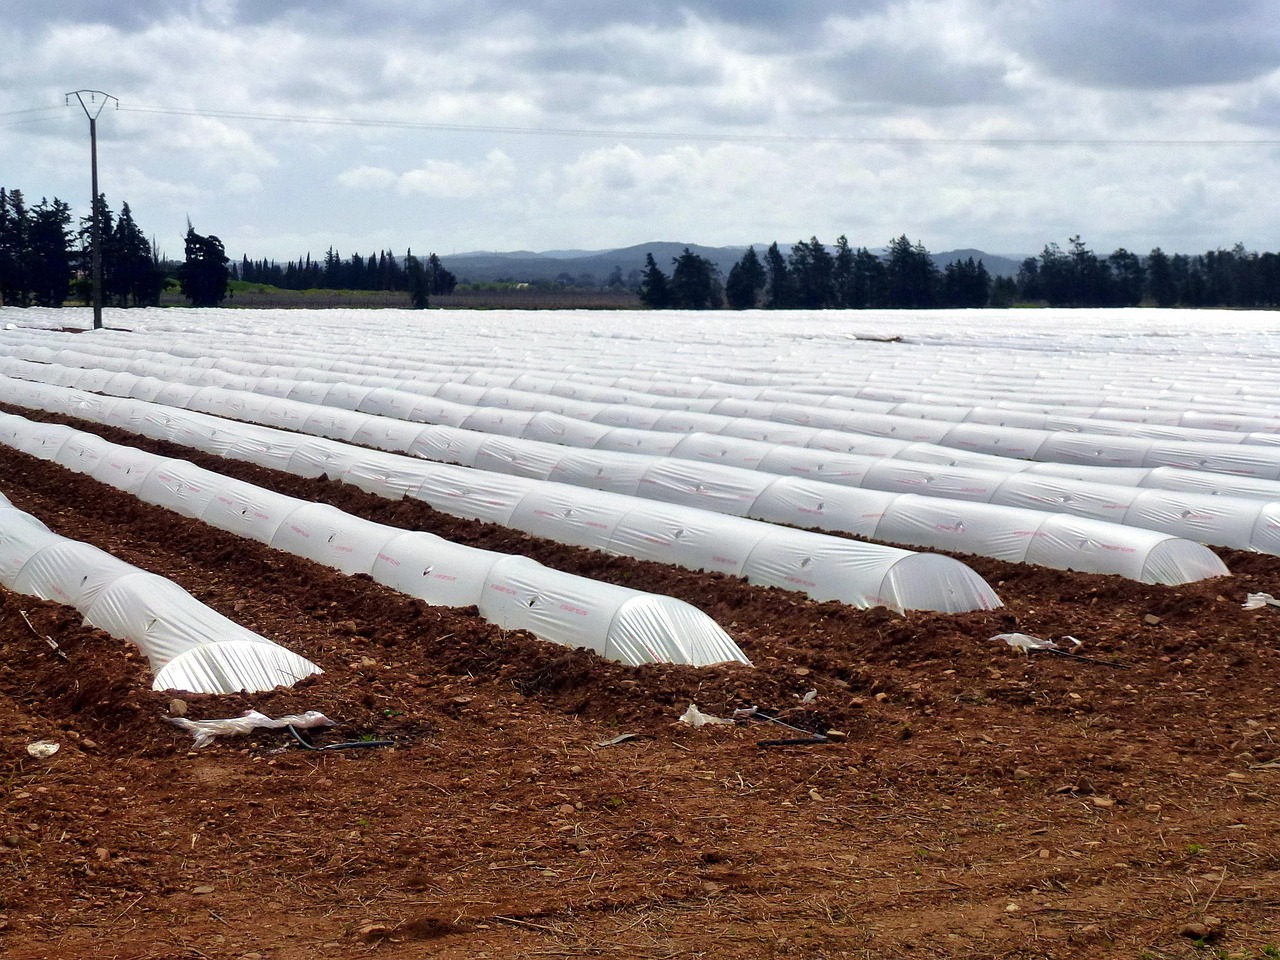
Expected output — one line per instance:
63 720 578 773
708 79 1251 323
678 703 734 727
169 709 335 748
994 632 1059 653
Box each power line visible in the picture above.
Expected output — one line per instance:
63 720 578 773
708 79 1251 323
115 102 1280 148
0 104 68 128
0 105 65 117
3 98 1278 146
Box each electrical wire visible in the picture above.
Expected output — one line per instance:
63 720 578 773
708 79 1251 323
115 103 1280 147
3 98 1278 147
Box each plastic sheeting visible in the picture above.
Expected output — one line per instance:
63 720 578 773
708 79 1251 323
0 412 747 668
5 360 1254 568
69 377 1232 582
0 495 321 694
0 378 1002 612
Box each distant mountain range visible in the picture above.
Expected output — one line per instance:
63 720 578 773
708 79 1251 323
439 243 1025 284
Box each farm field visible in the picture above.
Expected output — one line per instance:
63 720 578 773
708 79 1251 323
3 306 1280 959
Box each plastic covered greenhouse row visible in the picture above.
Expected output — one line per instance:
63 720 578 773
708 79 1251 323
0 364 1236 586
10 343 1280 491
0 412 748 669
6 346 1277 495
0 378 1002 615
161 377 1230 585
0 489 322 694
8 333 1280 466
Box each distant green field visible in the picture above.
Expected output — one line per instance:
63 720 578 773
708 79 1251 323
161 281 643 310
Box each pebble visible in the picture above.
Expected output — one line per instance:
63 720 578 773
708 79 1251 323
1091 797 1115 808
191 885 215 896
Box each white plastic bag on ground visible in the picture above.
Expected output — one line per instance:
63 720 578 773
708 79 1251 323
678 703 734 727
169 710 335 748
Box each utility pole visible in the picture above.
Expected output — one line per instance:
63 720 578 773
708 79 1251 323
67 90 117 330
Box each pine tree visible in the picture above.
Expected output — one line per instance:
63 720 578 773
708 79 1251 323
1145 248 1176 307
788 236 835 308
669 248 721 309
0 188 31 306
176 223 230 306
884 235 939 308
28 197 74 307
725 246 766 309
763 242 792 308
638 252 672 308
426 253 457 295
110 202 164 306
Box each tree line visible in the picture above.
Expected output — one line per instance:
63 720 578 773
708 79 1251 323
234 247 457 306
7 184 1280 312
1 188 167 308
1 186 456 310
641 235 1280 310
0 187 233 308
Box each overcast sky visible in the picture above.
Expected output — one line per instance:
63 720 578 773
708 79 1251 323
3 1 1279 262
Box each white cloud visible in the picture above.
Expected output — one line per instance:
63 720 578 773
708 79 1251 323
396 150 515 198
4 1 1280 258
337 165 398 190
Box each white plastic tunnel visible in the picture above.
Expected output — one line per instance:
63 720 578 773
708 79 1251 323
0 381 1003 613
0 494 322 694
0 411 748 668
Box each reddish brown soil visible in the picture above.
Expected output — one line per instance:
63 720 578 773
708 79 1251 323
3 408 1280 959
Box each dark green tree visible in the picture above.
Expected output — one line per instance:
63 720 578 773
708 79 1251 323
1107 248 1144 306
75 194 115 306
405 251 429 308
831 236 856 307
109 202 165 306
0 188 31 306
1144 248 1176 306
1035 242 1073 305
425 253 457 295
884 235 938 307
788 236 835 308
763 242 792 308
1068 236 1112 305
27 197 74 307
669 248 722 309
638 252 672 308
850 246 887 308
176 223 230 306
989 275 1019 308
941 257 990 308
725 246 766 309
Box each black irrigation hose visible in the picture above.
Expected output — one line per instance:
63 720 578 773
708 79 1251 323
756 736 830 748
743 709 830 748
1035 648 1131 669
287 725 394 751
